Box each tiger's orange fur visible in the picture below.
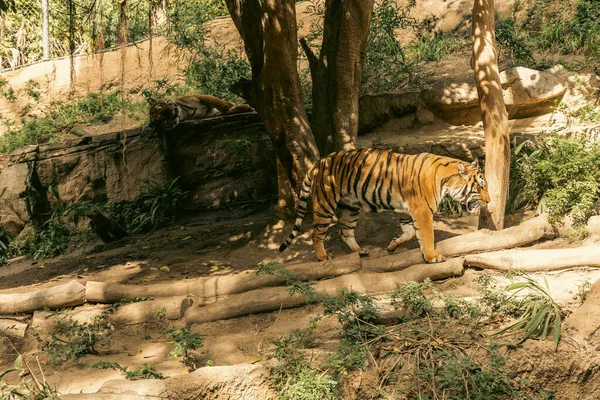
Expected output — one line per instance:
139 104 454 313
279 149 489 262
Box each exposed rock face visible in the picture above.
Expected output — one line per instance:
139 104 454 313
164 113 277 210
0 113 277 238
358 92 420 133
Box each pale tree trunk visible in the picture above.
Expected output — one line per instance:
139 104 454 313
472 0 510 230
301 0 374 154
225 0 320 215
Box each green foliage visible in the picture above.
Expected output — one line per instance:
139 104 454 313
106 177 189 234
185 46 251 103
268 330 338 400
436 347 517 400
33 314 113 364
475 272 525 317
495 15 535 65
408 33 467 63
577 278 592 305
0 91 142 154
166 326 204 370
256 261 320 302
493 274 564 348
361 0 421 95
89 361 166 380
390 279 434 318
322 289 381 342
0 342 60 400
510 134 600 226
531 0 600 59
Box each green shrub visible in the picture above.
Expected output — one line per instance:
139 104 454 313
33 314 113 364
408 33 467 63
166 326 204 370
268 330 339 400
89 361 166 380
361 0 421 95
390 278 434 318
495 16 535 65
510 134 600 226
106 177 189 234
185 46 251 103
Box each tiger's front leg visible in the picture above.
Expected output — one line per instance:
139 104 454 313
413 210 445 263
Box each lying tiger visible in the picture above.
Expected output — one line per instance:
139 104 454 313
279 149 489 262
147 94 254 131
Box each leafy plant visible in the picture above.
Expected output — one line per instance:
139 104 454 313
495 15 534 65
390 278 434 318
577 278 592 305
268 329 338 400
33 314 114 364
361 0 421 95
493 274 564 348
509 134 600 226
107 177 189 234
166 326 204 370
89 361 166 380
255 262 320 302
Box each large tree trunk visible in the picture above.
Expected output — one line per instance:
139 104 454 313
301 0 375 154
472 0 510 230
225 0 320 213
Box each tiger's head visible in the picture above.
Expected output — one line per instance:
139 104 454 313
444 159 490 214
148 98 181 131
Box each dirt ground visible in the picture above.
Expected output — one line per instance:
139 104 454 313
2 203 600 396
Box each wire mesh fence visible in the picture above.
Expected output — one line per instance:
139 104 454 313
0 0 172 71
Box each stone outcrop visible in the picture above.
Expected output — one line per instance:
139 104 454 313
0 113 277 238
420 65 568 125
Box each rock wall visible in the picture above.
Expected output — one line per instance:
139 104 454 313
0 113 277 238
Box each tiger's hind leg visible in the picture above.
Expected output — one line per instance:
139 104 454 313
312 212 335 261
387 218 416 253
338 204 369 257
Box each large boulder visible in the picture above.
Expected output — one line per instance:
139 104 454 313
421 65 568 125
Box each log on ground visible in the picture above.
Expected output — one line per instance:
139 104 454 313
0 318 28 337
465 246 600 272
86 253 361 303
364 214 554 272
32 297 193 332
185 258 464 325
0 280 86 314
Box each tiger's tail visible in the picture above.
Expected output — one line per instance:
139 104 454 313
279 164 317 252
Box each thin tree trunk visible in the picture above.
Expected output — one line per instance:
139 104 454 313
302 0 374 154
225 0 320 211
472 0 510 230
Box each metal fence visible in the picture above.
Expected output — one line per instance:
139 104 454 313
0 0 170 71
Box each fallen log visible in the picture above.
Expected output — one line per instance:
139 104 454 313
86 253 361 303
364 214 554 272
32 297 194 331
464 246 600 272
0 280 86 314
185 258 464 325
0 318 28 337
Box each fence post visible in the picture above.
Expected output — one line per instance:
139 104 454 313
41 0 50 60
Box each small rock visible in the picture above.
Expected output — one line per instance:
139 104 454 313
417 108 435 126
587 216 600 235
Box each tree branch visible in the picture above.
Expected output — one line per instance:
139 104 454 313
299 37 318 76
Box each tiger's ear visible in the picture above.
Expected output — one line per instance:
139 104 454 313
146 96 156 105
458 162 469 178
471 159 479 168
